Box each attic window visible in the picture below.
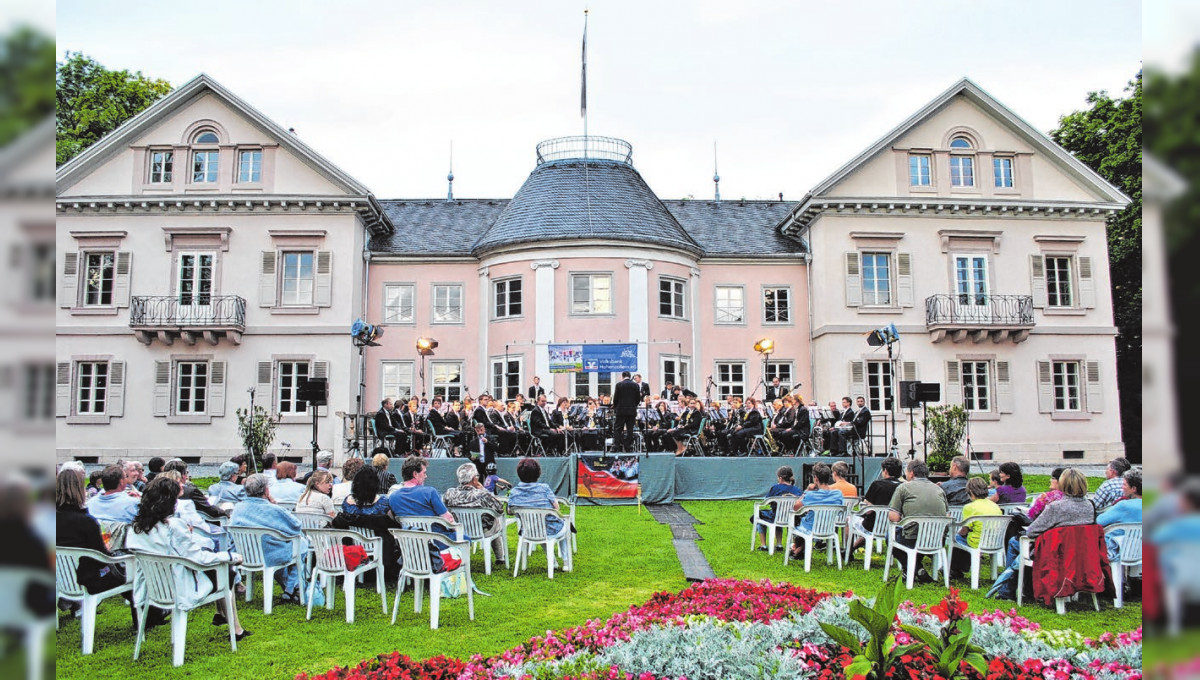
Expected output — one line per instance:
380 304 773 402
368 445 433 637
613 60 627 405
194 131 220 144
949 136 973 149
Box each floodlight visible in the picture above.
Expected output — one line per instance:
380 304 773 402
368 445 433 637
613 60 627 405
416 337 438 356
753 338 775 355
351 319 384 346
866 323 899 347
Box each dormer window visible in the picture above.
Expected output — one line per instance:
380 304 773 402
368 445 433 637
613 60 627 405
194 131 219 144
949 136 975 187
190 129 220 184
949 136 973 149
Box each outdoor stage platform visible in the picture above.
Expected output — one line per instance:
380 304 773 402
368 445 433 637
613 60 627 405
390 453 884 505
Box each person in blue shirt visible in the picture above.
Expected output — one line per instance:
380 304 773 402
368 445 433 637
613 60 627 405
1097 469 1142 562
85 464 140 523
229 474 307 601
507 457 565 538
789 463 844 560
755 465 803 551
388 455 457 543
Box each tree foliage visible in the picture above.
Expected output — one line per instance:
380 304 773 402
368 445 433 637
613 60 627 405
55 52 172 166
1050 74 1142 461
0 26 55 147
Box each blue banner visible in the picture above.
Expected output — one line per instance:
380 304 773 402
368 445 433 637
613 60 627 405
549 343 638 373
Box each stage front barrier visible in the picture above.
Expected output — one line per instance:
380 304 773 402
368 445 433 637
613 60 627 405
390 456 573 497
674 456 883 501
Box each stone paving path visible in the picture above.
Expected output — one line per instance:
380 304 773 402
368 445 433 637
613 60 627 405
647 503 716 582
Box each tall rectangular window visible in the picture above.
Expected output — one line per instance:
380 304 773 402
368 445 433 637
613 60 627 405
866 361 893 412
432 284 463 323
715 362 746 400
381 361 414 402
30 242 55 303
571 274 612 314
493 277 522 318
83 252 115 306
238 149 263 183
1052 361 1081 411
1045 256 1073 307
764 287 791 323
175 361 209 415
24 363 54 421
76 361 108 415
714 286 744 324
280 252 314 306
149 150 173 183
571 372 616 400
661 356 691 391
490 357 522 401
766 361 793 388
191 150 219 183
961 361 990 411
950 156 975 187
861 253 891 306
432 362 463 402
993 157 1014 188
909 154 932 186
659 277 686 319
384 284 415 323
277 361 310 414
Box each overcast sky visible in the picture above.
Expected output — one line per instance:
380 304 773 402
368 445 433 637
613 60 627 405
55 1 1142 201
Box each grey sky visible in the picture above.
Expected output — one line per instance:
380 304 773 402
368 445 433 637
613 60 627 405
56 1 1140 201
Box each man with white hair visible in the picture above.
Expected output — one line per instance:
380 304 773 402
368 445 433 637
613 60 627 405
229 474 307 603
123 461 146 494
271 462 305 504
443 462 504 545
301 451 340 485
208 461 247 505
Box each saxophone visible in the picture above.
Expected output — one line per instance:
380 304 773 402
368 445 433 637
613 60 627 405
764 409 780 454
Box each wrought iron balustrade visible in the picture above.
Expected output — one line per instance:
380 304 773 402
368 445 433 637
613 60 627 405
130 295 247 329
536 135 633 165
925 294 1034 327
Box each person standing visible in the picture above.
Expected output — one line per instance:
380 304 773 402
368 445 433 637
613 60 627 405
611 371 641 452
527 376 545 400
633 373 651 400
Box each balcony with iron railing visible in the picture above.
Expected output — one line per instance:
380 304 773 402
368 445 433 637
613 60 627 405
535 135 634 166
130 295 246 346
925 293 1035 343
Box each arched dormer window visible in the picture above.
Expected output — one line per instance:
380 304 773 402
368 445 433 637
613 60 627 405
949 136 973 149
193 131 220 144
948 135 976 187
190 127 221 184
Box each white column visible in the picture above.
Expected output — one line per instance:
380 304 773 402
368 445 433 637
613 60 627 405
478 266 490 395
690 267 702 391
625 259 653 377
531 260 559 382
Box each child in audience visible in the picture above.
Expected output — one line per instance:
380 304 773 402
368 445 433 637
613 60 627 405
755 466 802 551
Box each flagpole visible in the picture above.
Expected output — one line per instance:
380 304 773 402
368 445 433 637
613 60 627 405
581 8 592 234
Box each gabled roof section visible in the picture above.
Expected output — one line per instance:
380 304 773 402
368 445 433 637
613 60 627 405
0 117 55 196
373 199 510 256
666 199 805 257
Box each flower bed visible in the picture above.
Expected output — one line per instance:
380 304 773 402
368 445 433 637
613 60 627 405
297 580 1141 680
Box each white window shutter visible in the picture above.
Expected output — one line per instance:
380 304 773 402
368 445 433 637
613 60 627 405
995 360 1013 414
901 361 918 382
61 252 79 309
313 360 329 416
107 361 125 417
945 360 962 406
1036 361 1053 413
0 365 14 425
1029 255 1046 309
256 361 274 410
259 251 277 307
113 252 132 307
209 361 227 416
845 252 862 307
8 245 23 307
315 251 332 307
1077 256 1096 309
1085 360 1103 413
896 252 914 307
56 362 71 417
153 361 171 416
849 360 865 399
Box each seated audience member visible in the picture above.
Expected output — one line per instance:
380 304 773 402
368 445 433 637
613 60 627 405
271 462 305 504
124 461 147 494
230 474 306 602
296 470 336 517
993 461 1027 505
1093 457 1133 512
1152 480 1200 597
388 456 457 543
301 451 340 485
332 466 400 580
331 458 365 506
261 453 279 486
229 455 249 485
1000 468 1093 571
145 456 166 483
86 470 104 499
938 456 971 506
1097 469 1142 562
372 452 398 491
443 463 505 553
126 477 249 639
789 463 844 558
830 461 857 499
86 465 140 523
507 457 564 538
1 476 53 620
848 457 905 552
164 459 226 519
949 477 1002 578
340 468 391 517
483 462 510 494
208 462 248 505
887 460 948 583
1026 468 1065 522
755 465 802 551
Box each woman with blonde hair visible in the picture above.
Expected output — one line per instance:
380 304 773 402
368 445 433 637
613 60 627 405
296 470 335 517
373 452 398 490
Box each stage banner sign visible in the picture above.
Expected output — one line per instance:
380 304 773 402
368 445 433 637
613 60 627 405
577 454 641 499
549 343 638 373
549 344 584 373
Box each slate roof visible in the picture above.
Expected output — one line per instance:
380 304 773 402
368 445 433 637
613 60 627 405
372 199 510 256
664 199 806 256
471 160 704 256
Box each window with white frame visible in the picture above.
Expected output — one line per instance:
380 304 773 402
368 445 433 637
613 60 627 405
432 284 463 323
30 242 54 303
384 284 415 323
24 363 54 421
149 150 173 183
659 277 686 319
175 361 208 415
191 150 219 183
861 253 892 306
432 361 463 402
277 361 310 415
1052 361 1081 412
661 356 691 391
491 357 523 401
949 137 975 187
280 251 314 306
381 361 414 402
715 362 746 399
76 361 108 415
763 287 791 323
1045 256 1073 307
82 252 115 307
993 157 1014 188
766 361 793 389
866 361 893 412
238 149 262 183
960 361 991 411
571 273 612 314
493 277 523 318
571 371 616 400
909 154 932 187
714 285 744 324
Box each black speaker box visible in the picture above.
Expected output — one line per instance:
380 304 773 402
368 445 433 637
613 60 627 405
917 382 941 403
899 380 920 409
298 377 328 406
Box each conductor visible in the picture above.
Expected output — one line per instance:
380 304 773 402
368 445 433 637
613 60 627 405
611 371 641 452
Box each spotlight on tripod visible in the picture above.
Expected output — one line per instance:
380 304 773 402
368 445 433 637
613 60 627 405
351 319 384 347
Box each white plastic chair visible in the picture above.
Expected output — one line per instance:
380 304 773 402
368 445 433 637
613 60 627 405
750 496 798 555
997 503 1026 516
274 501 297 513
844 506 893 570
948 515 1011 590
511 507 572 578
883 516 952 589
426 421 455 458
784 504 846 572
1016 535 1100 614
226 526 303 615
1163 541 1200 636
452 507 509 575
396 515 463 540
946 505 965 523
293 512 332 530
555 496 579 553
129 551 238 667
0 569 54 680
303 528 386 623
1104 522 1142 609
388 528 474 629
55 547 133 655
